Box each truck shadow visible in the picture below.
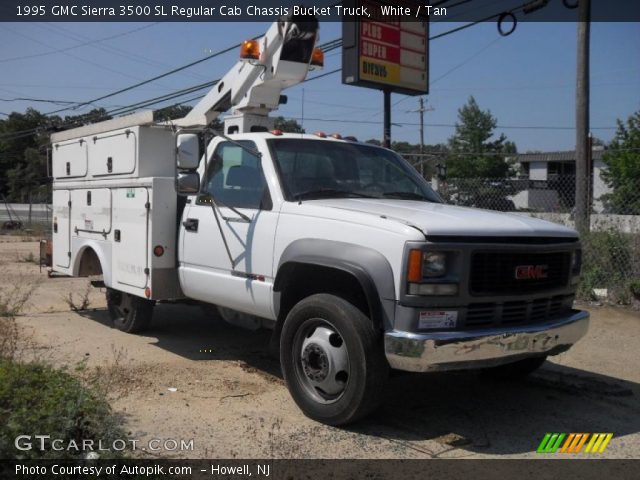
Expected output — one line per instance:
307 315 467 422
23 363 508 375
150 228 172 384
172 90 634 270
354 365 640 456
80 303 639 456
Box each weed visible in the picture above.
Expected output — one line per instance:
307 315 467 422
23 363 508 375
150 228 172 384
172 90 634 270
62 282 92 311
577 230 640 306
0 279 40 317
17 251 38 264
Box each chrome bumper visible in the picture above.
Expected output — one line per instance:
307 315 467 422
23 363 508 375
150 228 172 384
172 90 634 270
384 310 589 372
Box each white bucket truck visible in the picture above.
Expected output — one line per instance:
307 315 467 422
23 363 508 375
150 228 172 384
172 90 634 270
49 16 589 425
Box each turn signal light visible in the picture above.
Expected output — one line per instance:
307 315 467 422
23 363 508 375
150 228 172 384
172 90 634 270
407 249 423 282
144 287 151 299
311 48 324 67
240 39 260 60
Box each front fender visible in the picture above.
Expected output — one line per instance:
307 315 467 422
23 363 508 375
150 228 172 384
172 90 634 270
275 239 396 330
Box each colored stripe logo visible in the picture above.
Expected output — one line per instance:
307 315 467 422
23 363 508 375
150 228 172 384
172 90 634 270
537 433 613 454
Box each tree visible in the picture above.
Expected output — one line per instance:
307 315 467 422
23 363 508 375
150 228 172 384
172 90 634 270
0 108 54 201
443 97 518 210
274 117 304 133
154 105 193 122
447 96 516 178
601 110 640 214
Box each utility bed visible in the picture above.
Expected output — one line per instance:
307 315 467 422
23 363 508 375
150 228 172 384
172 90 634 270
50 115 182 300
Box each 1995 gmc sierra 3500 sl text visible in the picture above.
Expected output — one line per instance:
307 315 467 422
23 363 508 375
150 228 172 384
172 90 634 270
46 16 589 425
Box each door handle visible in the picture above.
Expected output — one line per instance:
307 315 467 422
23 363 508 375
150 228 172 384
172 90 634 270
182 218 199 232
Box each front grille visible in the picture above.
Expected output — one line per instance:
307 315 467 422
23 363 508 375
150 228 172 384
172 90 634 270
470 251 571 295
464 295 574 328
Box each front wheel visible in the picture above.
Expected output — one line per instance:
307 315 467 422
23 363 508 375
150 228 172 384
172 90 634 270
280 294 388 426
106 288 154 333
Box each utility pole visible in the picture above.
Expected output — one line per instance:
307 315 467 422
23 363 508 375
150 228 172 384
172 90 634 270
383 89 391 148
407 98 434 177
575 0 591 232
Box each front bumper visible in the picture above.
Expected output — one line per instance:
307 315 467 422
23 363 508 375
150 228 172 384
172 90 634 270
384 309 589 372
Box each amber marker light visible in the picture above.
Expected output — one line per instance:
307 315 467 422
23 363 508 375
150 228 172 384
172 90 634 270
407 249 423 282
311 48 324 67
240 39 260 60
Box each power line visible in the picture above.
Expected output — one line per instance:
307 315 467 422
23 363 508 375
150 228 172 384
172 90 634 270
38 23 210 83
281 116 617 131
0 52 342 141
43 38 255 116
0 23 160 64
0 25 164 85
0 97 79 105
41 31 346 116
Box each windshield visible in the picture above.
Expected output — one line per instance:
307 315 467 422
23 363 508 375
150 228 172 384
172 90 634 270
268 139 442 203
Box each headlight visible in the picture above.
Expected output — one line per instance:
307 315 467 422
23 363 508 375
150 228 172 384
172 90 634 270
423 252 446 277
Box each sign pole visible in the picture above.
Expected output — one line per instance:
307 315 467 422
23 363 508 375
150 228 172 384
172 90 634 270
383 89 391 148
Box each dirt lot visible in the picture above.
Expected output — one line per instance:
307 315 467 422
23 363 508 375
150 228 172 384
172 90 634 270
2 237 640 459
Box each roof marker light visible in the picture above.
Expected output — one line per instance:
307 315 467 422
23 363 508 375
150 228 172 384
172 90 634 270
314 131 327 138
311 48 324 68
240 39 260 61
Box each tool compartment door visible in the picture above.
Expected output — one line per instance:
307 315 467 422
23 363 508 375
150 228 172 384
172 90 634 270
112 187 149 290
52 140 88 179
52 190 71 268
91 131 137 177
70 188 112 237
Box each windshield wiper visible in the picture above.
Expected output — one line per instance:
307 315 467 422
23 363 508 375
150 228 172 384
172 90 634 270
382 191 429 201
294 189 374 201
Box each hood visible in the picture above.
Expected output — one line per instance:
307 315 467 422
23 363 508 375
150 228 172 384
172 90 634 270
308 199 578 238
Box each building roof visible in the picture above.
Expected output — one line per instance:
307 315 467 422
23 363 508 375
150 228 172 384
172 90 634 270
513 148 606 163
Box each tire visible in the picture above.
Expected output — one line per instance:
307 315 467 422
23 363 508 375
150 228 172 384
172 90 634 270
106 288 154 333
482 356 547 380
280 293 388 426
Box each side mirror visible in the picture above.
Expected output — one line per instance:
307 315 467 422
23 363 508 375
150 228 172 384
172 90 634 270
177 172 200 195
176 133 200 170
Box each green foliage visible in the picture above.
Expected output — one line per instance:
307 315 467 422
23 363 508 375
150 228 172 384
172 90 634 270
0 360 125 459
274 116 304 133
153 104 193 122
447 96 516 178
577 230 640 305
601 110 640 214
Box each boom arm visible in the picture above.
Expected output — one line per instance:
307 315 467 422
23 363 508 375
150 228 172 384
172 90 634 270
174 17 320 130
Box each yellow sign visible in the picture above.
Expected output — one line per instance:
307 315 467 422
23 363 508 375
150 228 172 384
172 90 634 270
359 58 401 85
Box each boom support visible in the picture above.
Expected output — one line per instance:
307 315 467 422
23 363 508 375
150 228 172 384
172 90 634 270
174 17 320 132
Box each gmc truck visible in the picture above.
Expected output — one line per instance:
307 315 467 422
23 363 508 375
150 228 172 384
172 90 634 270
47 17 589 425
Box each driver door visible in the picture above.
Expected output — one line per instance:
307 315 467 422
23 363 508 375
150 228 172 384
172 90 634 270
179 140 277 319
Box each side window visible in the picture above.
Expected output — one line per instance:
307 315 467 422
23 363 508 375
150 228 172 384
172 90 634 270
200 141 272 210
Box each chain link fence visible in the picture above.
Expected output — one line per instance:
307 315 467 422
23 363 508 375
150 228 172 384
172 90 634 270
403 154 640 307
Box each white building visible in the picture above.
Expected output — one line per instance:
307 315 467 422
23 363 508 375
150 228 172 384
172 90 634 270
509 147 610 212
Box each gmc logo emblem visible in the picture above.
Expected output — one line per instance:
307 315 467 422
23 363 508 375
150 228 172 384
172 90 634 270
515 265 548 280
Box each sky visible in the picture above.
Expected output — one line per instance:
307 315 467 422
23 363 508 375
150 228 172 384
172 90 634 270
0 18 638 152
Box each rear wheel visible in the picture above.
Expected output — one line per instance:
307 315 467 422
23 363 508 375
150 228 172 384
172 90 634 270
280 294 388 426
482 356 547 380
106 288 154 333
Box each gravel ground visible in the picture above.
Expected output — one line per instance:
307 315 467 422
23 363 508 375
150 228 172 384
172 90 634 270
2 238 639 459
